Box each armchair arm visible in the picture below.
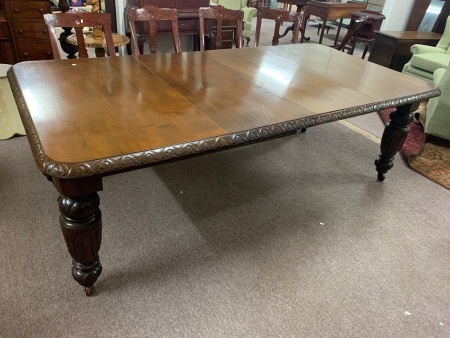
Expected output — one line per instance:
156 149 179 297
242 7 257 23
410 44 446 55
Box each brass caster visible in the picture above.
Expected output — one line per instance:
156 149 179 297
85 285 94 296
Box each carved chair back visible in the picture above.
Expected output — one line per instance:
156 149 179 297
43 12 116 59
198 5 244 51
334 16 368 53
254 8 300 47
126 5 181 55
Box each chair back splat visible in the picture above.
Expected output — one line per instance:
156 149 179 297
43 12 116 59
334 16 368 53
254 7 301 47
126 5 181 55
198 5 244 51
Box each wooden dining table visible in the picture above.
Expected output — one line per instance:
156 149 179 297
7 44 439 296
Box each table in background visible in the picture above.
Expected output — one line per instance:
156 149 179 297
67 33 130 57
300 0 366 44
7 44 440 296
368 31 442 72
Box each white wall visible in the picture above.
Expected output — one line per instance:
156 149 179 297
115 0 127 54
381 0 415 31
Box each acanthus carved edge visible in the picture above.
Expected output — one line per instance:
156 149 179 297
8 67 441 180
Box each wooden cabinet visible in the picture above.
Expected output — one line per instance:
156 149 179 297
5 0 52 62
368 31 442 72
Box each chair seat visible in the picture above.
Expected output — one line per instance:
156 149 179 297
410 52 450 73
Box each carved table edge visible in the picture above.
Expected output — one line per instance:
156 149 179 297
7 68 441 179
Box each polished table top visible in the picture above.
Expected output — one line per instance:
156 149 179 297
8 44 438 179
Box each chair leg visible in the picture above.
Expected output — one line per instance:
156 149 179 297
361 42 371 59
245 37 250 47
348 40 356 55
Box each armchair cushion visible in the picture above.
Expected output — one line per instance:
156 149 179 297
424 66 450 140
409 52 450 73
410 44 446 55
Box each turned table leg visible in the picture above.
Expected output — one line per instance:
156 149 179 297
375 103 417 181
58 193 102 296
52 177 103 296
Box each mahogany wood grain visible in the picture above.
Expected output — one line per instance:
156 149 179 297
8 44 440 295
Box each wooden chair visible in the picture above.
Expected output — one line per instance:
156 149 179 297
278 0 293 11
126 5 181 55
198 5 244 51
43 12 116 59
347 10 386 59
334 16 368 54
254 7 301 46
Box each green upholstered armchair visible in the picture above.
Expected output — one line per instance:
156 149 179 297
210 0 257 46
424 66 450 141
402 15 450 81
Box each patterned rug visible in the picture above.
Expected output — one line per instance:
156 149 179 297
379 105 450 191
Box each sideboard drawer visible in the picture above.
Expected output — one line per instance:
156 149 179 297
13 22 49 41
7 2 51 20
17 42 53 61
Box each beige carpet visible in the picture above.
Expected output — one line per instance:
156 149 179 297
1 116 450 337
0 65 26 140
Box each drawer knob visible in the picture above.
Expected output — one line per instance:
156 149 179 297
14 8 19 13
18 29 24 34
43 28 48 34
39 8 44 13
47 51 52 56
23 52 29 57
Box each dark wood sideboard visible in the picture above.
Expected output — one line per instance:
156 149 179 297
368 31 442 72
0 0 53 64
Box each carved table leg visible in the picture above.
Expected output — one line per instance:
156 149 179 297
375 103 416 181
58 193 102 296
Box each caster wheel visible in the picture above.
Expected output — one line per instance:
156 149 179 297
85 286 94 296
